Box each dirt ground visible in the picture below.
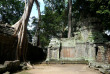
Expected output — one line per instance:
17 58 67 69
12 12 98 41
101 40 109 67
16 64 101 74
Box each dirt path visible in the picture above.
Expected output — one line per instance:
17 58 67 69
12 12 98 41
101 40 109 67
16 64 101 74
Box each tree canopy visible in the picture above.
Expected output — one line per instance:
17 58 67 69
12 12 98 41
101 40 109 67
73 0 110 30
0 0 24 25
1 0 110 48
37 0 110 47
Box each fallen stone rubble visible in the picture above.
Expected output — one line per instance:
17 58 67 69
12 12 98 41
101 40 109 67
0 60 34 74
89 62 110 74
0 24 15 36
0 60 20 74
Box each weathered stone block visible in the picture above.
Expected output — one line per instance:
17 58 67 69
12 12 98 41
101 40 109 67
3 60 20 72
0 24 17 63
96 46 105 62
3 71 10 74
101 64 110 70
4 61 13 71
0 24 15 36
0 65 6 73
99 68 106 73
47 38 96 62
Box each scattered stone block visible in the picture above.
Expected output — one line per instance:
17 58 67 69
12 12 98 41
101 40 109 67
0 65 6 73
99 68 106 73
0 60 20 73
101 64 110 70
106 70 110 74
4 61 13 71
3 71 10 74
20 62 34 70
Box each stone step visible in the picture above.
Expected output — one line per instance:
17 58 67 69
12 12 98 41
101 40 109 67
42 60 88 64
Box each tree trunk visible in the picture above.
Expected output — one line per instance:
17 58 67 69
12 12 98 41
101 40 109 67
35 0 41 47
12 0 40 61
68 0 72 38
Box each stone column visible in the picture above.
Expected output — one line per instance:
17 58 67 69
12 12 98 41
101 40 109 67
87 43 96 62
57 48 60 61
46 48 50 61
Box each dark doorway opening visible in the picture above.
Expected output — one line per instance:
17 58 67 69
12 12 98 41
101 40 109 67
95 46 98 57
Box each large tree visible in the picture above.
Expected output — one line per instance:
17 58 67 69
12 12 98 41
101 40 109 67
44 0 73 38
38 0 68 47
68 0 72 38
12 0 41 61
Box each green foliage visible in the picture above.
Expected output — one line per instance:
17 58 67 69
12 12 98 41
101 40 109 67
30 0 68 47
39 8 68 47
40 0 110 47
73 0 110 30
88 31 108 43
0 0 24 25
31 0 110 47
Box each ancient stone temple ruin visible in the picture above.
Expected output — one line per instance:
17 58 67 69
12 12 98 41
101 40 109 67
46 38 95 62
46 38 100 63
46 18 110 64
45 17 110 73
46 38 110 64
0 24 17 63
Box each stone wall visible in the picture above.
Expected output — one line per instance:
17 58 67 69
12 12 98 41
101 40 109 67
105 44 110 64
95 43 110 64
46 38 98 62
89 43 110 74
0 24 17 63
46 38 60 61
45 17 110 65
96 46 105 62
46 17 108 63
46 39 110 64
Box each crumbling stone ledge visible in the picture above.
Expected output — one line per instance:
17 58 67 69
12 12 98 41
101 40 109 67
0 60 34 74
0 24 18 63
89 62 110 74
0 24 15 36
0 60 20 74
